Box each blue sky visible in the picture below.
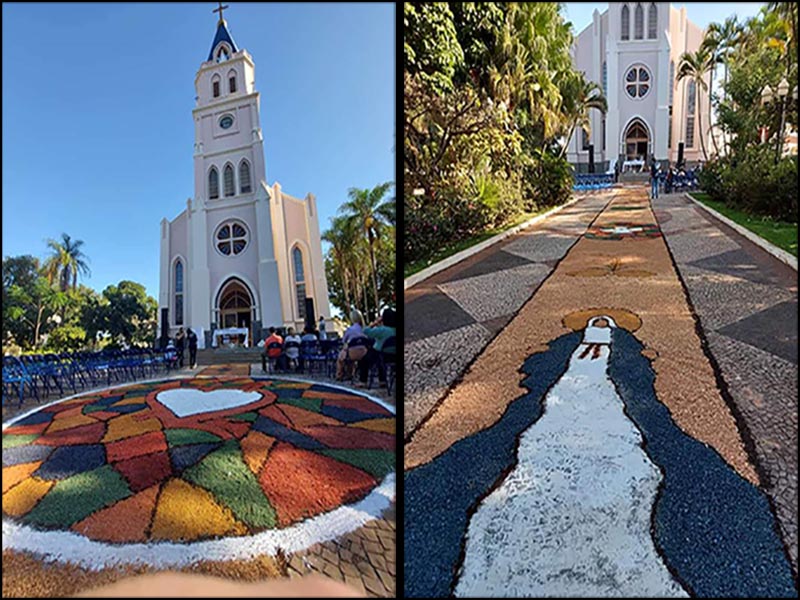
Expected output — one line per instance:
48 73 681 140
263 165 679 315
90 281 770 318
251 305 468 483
563 2 766 34
2 2 395 302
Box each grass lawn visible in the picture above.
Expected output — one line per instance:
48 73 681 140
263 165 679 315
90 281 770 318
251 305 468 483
689 192 798 257
404 207 553 279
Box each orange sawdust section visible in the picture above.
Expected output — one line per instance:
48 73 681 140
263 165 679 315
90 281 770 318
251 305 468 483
71 485 160 543
197 364 251 377
1 549 287 598
2 462 43 494
404 187 759 485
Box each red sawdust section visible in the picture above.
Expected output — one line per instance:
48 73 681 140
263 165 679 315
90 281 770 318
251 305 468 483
300 426 395 451
219 420 253 438
259 443 376 526
106 430 168 463
240 431 276 476
33 421 106 446
2 462 43 494
323 397 393 417
3 421 50 436
259 405 294 428
405 187 759 485
304 390 378 404
71 484 160 543
114 451 172 493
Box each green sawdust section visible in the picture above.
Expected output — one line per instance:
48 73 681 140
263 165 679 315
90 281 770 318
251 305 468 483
165 429 223 446
319 449 395 479
3 434 39 448
277 397 323 413
183 439 277 529
21 465 132 528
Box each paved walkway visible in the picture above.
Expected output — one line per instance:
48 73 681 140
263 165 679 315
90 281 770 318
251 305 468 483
404 186 798 597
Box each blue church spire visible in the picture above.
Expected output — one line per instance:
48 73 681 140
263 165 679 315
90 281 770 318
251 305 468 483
208 2 237 61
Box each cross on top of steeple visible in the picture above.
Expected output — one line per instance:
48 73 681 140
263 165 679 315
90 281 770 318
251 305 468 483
213 2 229 24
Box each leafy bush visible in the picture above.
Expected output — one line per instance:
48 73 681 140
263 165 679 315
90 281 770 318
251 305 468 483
523 150 574 211
701 146 797 223
44 324 87 353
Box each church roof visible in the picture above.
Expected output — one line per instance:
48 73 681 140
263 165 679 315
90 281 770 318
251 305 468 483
207 19 238 61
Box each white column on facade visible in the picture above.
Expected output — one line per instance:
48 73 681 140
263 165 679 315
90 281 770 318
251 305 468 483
304 193 331 321
188 197 211 334
606 37 620 162
269 182 294 326
255 182 283 328
158 218 170 338
654 29 671 161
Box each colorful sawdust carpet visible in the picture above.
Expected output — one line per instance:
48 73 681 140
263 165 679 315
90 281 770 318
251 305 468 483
584 221 662 240
2 378 395 547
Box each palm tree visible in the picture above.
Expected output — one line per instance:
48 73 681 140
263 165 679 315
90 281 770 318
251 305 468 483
339 182 395 317
700 29 724 156
322 216 358 317
44 233 91 292
559 73 607 159
678 47 713 162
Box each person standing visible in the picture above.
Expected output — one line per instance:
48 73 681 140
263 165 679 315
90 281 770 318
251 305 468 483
649 158 660 200
318 316 327 340
187 328 198 370
175 327 186 369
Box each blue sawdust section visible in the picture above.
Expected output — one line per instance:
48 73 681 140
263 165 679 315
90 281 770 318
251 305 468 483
403 331 581 598
608 328 797 598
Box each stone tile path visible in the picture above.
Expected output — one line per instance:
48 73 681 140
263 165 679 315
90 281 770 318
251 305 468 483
404 193 611 437
654 192 798 575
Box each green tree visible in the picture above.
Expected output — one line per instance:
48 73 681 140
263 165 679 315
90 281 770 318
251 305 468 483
44 233 91 293
339 183 395 318
94 281 158 346
404 2 464 94
678 47 713 161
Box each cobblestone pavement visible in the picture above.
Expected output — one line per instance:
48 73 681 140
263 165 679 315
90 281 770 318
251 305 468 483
404 185 797 597
654 192 798 575
404 192 612 437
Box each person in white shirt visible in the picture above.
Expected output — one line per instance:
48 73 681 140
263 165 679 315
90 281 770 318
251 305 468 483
318 316 327 340
283 327 303 370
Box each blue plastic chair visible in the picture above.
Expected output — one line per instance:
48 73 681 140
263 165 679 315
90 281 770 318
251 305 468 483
3 356 39 407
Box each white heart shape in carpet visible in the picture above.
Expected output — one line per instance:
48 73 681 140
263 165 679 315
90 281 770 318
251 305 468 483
156 388 262 418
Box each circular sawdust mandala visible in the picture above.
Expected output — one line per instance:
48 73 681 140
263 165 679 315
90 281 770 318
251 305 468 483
2 377 395 565
585 222 662 240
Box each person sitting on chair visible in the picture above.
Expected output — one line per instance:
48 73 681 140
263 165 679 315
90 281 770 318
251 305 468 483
358 308 396 387
283 327 302 371
261 327 283 373
336 309 367 381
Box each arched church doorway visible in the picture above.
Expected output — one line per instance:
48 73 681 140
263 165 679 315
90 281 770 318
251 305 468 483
624 120 650 161
216 279 253 347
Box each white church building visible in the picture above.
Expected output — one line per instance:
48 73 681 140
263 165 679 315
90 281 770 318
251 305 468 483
158 9 330 348
567 3 713 172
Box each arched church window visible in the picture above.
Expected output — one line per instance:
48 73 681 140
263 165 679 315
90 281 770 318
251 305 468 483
223 164 235 197
217 47 229 63
212 75 221 98
228 70 237 93
621 5 630 40
602 61 607 97
215 220 248 256
174 260 184 326
292 247 307 320
669 60 675 105
208 167 219 199
239 160 252 193
648 3 658 39
686 80 696 148
634 3 644 39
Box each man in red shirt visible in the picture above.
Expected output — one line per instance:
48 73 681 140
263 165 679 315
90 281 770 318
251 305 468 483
261 327 283 372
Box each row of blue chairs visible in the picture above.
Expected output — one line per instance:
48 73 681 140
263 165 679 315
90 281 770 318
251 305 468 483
660 172 700 192
3 348 174 408
573 173 615 191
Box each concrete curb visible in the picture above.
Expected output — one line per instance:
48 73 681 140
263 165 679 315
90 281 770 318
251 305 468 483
684 192 798 271
404 195 584 290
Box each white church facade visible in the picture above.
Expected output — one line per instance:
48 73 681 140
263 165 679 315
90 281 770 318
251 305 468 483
158 10 329 349
567 3 712 172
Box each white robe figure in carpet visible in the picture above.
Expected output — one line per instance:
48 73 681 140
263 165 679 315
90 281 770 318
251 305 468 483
454 316 687 597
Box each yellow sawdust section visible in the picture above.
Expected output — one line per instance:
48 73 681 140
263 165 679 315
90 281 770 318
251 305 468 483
350 418 396 435
3 477 54 517
197 364 251 377
45 414 97 434
113 396 151 406
2 549 286 598
405 188 759 485
150 478 247 541
2 462 43 494
103 412 162 443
